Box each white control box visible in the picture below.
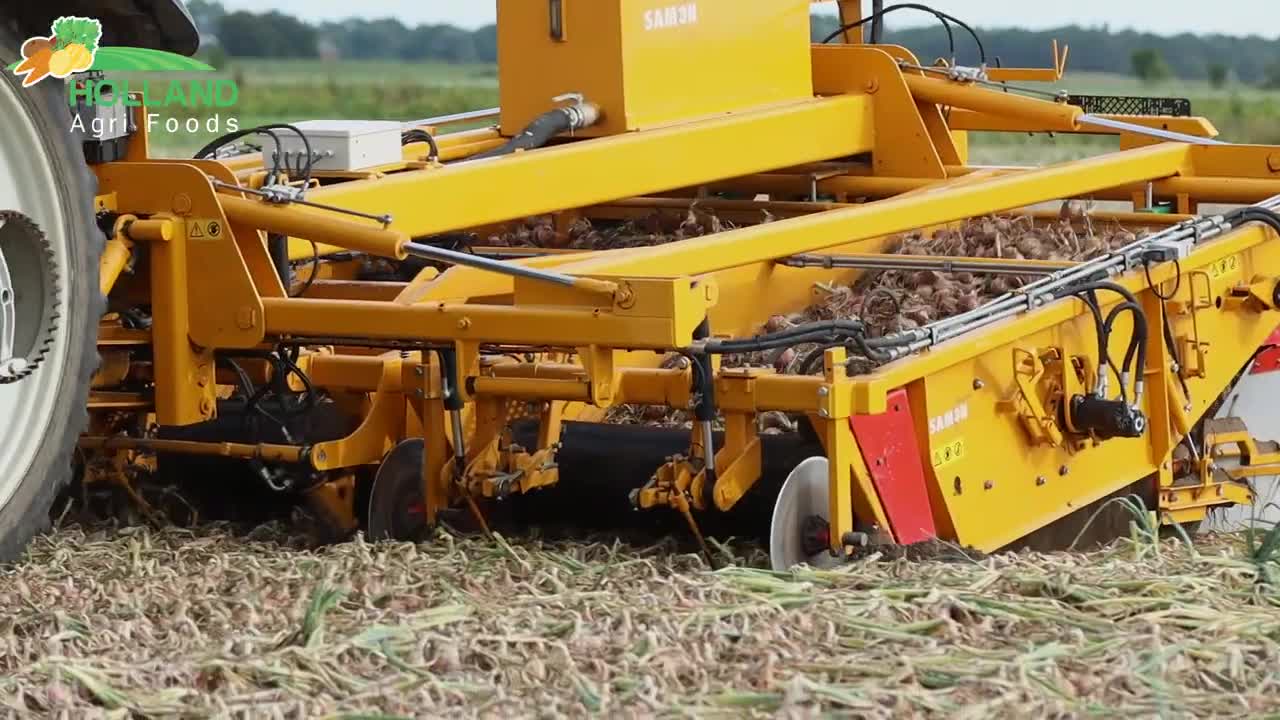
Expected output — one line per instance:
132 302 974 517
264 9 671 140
261 120 403 173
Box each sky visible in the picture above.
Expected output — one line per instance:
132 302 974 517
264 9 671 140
214 0 1280 38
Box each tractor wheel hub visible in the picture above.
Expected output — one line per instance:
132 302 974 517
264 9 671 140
0 210 59 384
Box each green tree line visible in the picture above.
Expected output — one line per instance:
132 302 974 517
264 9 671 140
810 16 1280 87
188 1 1279 86
187 0 497 62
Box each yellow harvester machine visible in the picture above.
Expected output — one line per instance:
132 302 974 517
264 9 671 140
2 1 1279 568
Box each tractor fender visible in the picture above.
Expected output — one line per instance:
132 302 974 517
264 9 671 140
14 0 199 57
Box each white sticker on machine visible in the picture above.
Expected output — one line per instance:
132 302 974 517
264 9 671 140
929 401 969 435
644 3 698 31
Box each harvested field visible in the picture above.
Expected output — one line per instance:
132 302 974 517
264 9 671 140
3 524 1279 718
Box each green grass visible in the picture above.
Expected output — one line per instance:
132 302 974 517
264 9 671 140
140 62 1279 164
144 60 499 155
223 58 499 87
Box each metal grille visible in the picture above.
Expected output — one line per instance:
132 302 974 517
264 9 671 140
1066 95 1193 117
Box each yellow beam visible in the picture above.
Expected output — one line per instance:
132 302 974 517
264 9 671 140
261 298 694 349
557 143 1191 278
708 169 1280 205
301 96 875 239
220 194 410 259
902 74 1083 131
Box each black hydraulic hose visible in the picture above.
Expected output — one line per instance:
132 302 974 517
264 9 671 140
277 345 317 416
691 320 717 425
705 330 855 355
437 348 463 412
267 233 291 289
822 3 986 65
1062 281 1142 316
1225 205 1280 308
796 333 904 374
823 3 955 59
701 320 867 354
402 129 440 162
1226 206 1280 236
226 347 317 418
1079 291 1111 377
1067 281 1148 401
470 108 577 161
799 345 828 375
689 320 719 509
194 123 315 187
853 334 896 363
1105 301 1148 386
870 0 886 43
702 317 922 357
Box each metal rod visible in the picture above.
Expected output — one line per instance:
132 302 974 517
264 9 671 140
450 410 467 463
213 181 395 226
78 436 306 463
219 193 408 259
1078 114 1227 146
701 421 717 474
402 242 617 297
782 253 1074 275
901 62 1067 100
405 108 501 129
403 242 574 286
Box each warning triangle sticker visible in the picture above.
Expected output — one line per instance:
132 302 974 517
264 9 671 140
188 221 204 238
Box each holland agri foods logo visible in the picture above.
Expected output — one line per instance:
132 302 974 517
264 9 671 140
11 16 240 137
12 16 213 85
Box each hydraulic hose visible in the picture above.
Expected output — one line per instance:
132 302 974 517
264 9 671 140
701 320 869 355
1067 281 1148 403
1226 207 1280 238
401 129 440 162
870 0 886 43
470 101 601 161
688 321 720 507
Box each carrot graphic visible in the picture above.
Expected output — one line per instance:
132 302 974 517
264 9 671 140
14 16 101 85
15 36 55 86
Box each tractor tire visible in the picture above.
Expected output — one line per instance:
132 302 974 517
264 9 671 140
0 22 103 563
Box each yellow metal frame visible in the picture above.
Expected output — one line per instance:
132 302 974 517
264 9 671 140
83 5 1280 553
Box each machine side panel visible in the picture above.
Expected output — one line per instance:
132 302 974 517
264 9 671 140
498 2 627 137
620 0 814 132
498 0 813 136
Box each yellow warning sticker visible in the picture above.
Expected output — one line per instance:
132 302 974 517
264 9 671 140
186 218 224 240
1209 254 1241 281
931 438 966 469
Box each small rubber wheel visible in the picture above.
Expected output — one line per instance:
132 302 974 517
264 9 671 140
0 21 103 563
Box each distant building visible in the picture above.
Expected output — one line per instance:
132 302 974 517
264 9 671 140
318 38 341 62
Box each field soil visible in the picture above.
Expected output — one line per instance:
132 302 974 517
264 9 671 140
2 525 1278 718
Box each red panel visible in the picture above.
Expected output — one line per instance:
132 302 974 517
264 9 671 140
849 389 937 544
1255 347 1280 375
1255 326 1280 375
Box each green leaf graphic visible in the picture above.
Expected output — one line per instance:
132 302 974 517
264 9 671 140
90 48 215 72
7 47 215 74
